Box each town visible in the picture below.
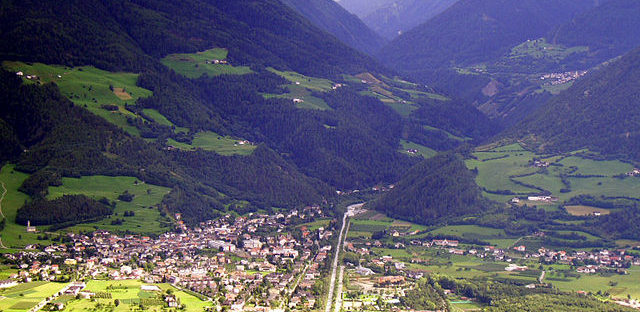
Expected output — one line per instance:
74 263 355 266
4 204 640 311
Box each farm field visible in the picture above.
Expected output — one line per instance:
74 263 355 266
0 164 54 249
47 175 172 235
467 143 640 204
264 85 332 110
2 61 152 136
161 48 252 78
264 68 334 110
565 205 612 216
0 281 67 312
167 131 256 155
142 109 189 133
61 279 213 311
399 140 437 158
550 267 640 301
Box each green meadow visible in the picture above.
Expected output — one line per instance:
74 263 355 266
0 281 68 312
550 267 640 301
399 140 437 158
467 143 640 203
47 175 172 235
0 164 54 249
161 48 252 78
142 108 189 133
167 131 256 155
62 279 213 311
2 61 152 136
264 68 334 110
297 219 331 231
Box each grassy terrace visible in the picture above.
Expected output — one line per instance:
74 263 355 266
399 140 437 158
161 48 252 78
264 68 334 110
47 176 172 235
0 164 52 249
3 61 152 136
167 131 256 156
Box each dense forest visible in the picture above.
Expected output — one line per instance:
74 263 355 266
509 47 640 161
370 153 493 225
378 0 595 74
0 0 384 78
553 0 640 64
16 195 113 226
279 0 386 55
0 70 332 225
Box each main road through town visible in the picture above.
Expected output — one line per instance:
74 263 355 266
325 203 364 312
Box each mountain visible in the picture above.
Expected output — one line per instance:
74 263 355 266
0 69 332 225
362 0 458 40
508 47 640 160
0 0 384 77
280 0 387 55
552 0 640 64
379 0 596 73
334 0 396 18
370 152 492 225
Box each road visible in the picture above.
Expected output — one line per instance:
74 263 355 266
325 203 363 312
333 266 345 312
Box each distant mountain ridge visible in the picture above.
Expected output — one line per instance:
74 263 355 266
552 0 640 64
280 0 387 55
363 0 458 40
379 0 597 73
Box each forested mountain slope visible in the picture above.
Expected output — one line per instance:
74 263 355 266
379 0 596 73
370 153 493 225
362 0 457 40
280 0 386 55
0 0 383 77
508 47 640 160
552 0 640 65
0 70 332 224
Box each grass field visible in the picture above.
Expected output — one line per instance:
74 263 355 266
400 140 437 158
167 131 256 155
0 281 68 312
550 267 640 301
558 156 634 176
0 164 55 249
264 68 334 110
565 205 612 216
268 68 334 92
297 219 331 231
47 175 172 235
161 48 252 78
468 144 640 204
3 61 153 136
428 225 518 248
264 85 332 110
142 109 189 133
61 279 213 311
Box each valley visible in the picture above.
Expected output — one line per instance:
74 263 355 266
2 0 640 311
